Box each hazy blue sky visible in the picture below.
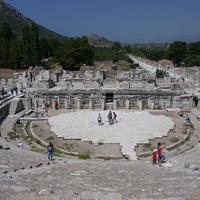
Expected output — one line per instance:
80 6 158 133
4 0 200 43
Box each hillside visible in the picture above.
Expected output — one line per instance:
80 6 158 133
87 33 113 47
0 0 68 42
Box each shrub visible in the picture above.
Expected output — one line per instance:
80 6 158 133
46 136 55 141
7 131 18 140
78 154 90 160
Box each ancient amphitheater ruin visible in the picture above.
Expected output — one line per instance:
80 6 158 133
0 56 200 199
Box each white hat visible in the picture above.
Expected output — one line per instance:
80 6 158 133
153 149 157 152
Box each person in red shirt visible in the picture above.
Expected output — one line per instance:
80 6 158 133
152 149 157 164
157 142 166 163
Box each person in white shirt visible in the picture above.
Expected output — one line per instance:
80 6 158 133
97 113 103 126
18 141 24 149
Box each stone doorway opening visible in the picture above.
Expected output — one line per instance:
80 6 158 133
105 93 114 103
105 93 114 110
193 96 198 107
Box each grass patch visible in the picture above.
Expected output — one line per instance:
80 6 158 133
33 139 42 145
182 129 188 135
143 143 152 148
32 124 38 128
78 153 90 160
46 136 55 141
169 137 179 143
98 142 104 145
118 60 131 71
7 131 19 140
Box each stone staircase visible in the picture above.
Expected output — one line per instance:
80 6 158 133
9 99 24 115
0 146 200 199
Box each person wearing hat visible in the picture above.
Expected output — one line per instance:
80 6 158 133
18 141 24 149
152 149 157 164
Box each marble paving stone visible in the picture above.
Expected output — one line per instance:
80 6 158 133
48 110 174 160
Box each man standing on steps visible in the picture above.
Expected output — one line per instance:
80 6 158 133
47 142 54 160
157 142 166 163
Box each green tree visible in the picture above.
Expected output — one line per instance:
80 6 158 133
55 37 94 70
112 41 121 51
123 45 132 53
40 38 60 58
156 69 168 78
0 38 8 67
9 40 24 70
184 41 200 66
0 22 16 41
22 24 31 66
30 22 40 65
22 22 41 66
167 41 187 66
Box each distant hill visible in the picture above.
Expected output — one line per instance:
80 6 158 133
87 33 113 47
0 0 68 42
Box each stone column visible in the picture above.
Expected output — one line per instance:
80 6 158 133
150 101 154 110
126 96 129 110
113 97 117 110
46 97 50 106
101 97 105 110
34 97 38 108
137 97 140 108
28 97 32 110
68 94 71 107
148 96 151 108
65 96 69 109
138 98 142 110
160 99 164 110
52 98 55 110
89 96 93 109
77 96 81 110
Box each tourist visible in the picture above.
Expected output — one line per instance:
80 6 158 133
1 87 5 98
19 85 23 94
23 87 26 93
113 112 118 123
18 140 24 149
54 101 58 110
14 86 18 95
45 107 48 116
47 142 54 160
107 111 112 125
40 109 44 118
152 149 157 164
97 113 102 126
157 142 166 163
5 136 8 142
10 87 14 95
185 114 190 126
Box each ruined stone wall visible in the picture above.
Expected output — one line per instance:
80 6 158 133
0 102 10 121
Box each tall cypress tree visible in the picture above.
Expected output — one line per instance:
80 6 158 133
22 24 31 66
30 22 40 65
0 22 16 68
22 22 40 66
